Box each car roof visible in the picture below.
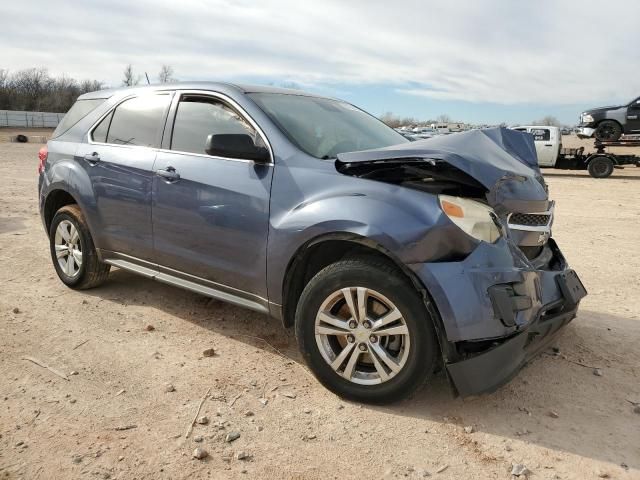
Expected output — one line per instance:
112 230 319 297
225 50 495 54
516 125 560 130
78 81 330 101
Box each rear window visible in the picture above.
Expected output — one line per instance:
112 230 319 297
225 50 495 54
530 128 550 141
52 99 105 138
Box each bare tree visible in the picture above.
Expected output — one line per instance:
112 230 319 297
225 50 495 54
436 114 452 124
122 64 140 87
158 65 175 84
379 111 402 128
0 68 105 112
532 115 560 127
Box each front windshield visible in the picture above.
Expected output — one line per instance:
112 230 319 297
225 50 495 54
248 93 408 159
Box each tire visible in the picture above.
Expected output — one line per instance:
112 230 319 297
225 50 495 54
587 156 614 178
49 204 110 289
295 257 439 404
594 120 622 141
16 134 28 143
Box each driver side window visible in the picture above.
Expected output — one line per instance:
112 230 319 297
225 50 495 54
170 96 263 155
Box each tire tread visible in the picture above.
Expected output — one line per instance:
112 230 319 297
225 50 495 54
50 204 110 289
295 255 439 404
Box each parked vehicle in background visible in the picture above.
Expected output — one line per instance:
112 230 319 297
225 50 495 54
512 125 640 178
512 126 562 166
578 96 640 141
431 123 450 134
38 83 586 403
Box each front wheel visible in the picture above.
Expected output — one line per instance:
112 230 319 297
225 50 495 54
295 257 439 404
594 120 622 141
49 204 110 289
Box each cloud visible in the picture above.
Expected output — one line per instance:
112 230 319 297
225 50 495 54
2 0 638 105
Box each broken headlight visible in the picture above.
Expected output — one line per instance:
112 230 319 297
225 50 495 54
439 195 501 243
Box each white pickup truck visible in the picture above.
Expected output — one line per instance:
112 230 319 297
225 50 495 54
512 125 639 178
512 126 562 166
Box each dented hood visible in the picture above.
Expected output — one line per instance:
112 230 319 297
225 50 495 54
336 127 549 214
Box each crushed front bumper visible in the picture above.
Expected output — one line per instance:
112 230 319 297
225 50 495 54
411 238 586 396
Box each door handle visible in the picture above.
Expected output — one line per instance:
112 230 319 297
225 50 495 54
544 144 552 147
83 152 100 165
156 166 180 182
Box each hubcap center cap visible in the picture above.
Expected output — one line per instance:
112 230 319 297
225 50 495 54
352 326 370 343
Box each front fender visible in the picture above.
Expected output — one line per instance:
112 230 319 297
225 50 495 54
266 187 476 305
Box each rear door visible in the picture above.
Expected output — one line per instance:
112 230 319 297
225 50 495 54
529 127 555 166
151 91 273 300
76 93 172 261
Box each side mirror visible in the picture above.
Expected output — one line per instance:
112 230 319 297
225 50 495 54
205 134 270 163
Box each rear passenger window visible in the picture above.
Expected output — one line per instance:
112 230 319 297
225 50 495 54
170 96 262 155
530 128 550 141
103 95 170 147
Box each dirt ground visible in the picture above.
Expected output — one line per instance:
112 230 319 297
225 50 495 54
0 128 52 144
1 139 639 480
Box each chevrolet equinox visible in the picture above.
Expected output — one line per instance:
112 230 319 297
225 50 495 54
38 83 586 403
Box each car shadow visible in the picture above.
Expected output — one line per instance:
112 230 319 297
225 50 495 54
84 269 640 471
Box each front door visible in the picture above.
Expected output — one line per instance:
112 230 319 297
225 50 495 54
626 98 640 133
76 93 172 261
151 92 273 300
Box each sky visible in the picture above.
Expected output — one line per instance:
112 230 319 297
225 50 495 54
2 0 639 125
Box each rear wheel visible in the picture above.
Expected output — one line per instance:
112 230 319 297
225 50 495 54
587 156 614 178
594 120 622 141
295 257 439 404
49 205 110 289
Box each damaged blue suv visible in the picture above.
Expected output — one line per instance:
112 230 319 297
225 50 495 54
38 83 586 403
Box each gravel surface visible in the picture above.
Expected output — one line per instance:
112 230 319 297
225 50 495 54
1 140 639 479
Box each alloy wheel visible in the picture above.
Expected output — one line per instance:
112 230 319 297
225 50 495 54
54 220 83 277
314 287 411 385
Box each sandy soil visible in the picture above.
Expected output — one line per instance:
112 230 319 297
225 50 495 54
0 142 639 480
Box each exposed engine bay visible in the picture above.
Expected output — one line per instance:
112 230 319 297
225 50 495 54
335 129 558 261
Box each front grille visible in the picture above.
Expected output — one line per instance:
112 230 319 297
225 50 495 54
509 213 551 227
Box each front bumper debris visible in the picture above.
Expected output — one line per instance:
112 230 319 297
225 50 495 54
577 126 595 139
411 237 586 396
446 304 577 396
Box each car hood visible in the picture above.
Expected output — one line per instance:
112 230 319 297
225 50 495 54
336 127 549 214
584 104 623 113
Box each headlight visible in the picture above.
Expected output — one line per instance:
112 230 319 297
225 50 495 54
439 195 501 243
582 114 594 123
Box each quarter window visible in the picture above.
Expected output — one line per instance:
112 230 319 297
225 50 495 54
93 95 170 147
530 128 550 141
170 96 262 155
92 111 112 143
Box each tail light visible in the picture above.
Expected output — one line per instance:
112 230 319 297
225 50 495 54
38 146 48 174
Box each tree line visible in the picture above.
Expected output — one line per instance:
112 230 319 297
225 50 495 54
0 65 176 113
380 111 564 128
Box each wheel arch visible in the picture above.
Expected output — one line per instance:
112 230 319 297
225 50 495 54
280 232 449 357
43 189 81 235
595 118 624 133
